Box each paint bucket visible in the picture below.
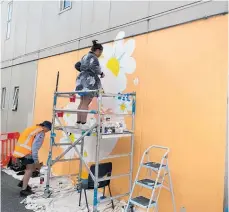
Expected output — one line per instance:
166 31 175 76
57 112 64 117
40 176 44 184
70 95 76 102
40 166 48 184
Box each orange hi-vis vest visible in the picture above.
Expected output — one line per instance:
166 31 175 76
13 126 44 158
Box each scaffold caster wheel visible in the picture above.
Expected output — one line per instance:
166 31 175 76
43 189 52 198
122 204 134 212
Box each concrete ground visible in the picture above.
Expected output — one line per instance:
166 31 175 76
1 171 28 212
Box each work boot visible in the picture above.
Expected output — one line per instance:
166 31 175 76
20 189 34 197
17 181 32 191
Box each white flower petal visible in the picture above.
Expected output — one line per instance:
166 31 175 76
101 44 113 59
116 73 127 92
99 57 109 68
101 69 126 93
124 39 135 56
113 32 125 58
102 98 116 111
101 70 120 93
113 42 124 58
120 56 136 74
115 31 125 40
133 77 139 86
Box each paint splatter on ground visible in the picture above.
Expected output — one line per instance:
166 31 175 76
2 168 127 212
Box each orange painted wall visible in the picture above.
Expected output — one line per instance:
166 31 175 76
33 15 228 212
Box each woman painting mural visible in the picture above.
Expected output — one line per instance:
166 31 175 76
74 40 105 129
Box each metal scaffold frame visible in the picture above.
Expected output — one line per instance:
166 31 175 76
44 73 136 212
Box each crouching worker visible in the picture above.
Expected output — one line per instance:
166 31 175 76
12 121 52 196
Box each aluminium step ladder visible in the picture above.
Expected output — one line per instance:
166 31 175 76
125 145 176 212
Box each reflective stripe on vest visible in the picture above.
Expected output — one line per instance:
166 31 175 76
16 143 32 151
13 151 25 158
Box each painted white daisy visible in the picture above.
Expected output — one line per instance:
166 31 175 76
58 31 136 162
59 101 118 162
114 95 132 114
100 31 136 94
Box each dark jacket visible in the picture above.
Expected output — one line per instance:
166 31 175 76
75 61 81 72
80 52 102 75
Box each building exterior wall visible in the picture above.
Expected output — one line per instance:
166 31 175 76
0 1 228 211
1 1 228 67
1 66 12 132
33 15 228 212
1 0 227 133
1 61 37 132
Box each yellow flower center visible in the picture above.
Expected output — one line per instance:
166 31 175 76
83 151 88 157
120 103 127 112
106 57 120 77
69 133 75 142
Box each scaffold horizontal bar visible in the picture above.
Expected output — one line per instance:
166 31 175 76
55 90 98 95
54 143 82 146
98 173 131 182
102 92 136 97
102 131 133 139
55 91 136 97
101 113 132 116
52 158 79 163
54 126 83 134
55 126 80 130
103 153 131 160
99 193 130 203
54 109 98 114
57 94 81 99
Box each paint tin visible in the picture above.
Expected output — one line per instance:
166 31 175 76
40 176 44 184
69 95 76 102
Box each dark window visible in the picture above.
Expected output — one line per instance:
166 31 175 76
60 0 71 12
63 0 71 9
12 87 19 111
1 87 6 110
6 1 13 39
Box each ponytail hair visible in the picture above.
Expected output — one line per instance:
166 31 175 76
91 40 103 52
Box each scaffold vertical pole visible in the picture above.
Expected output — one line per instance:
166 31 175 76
93 90 102 212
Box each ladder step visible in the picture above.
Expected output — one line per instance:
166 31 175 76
143 162 166 170
130 196 156 208
136 179 161 189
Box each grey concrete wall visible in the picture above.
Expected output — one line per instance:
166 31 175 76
1 61 37 133
1 66 12 132
1 0 228 68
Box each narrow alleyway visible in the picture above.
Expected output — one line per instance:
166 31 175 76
1 171 28 212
